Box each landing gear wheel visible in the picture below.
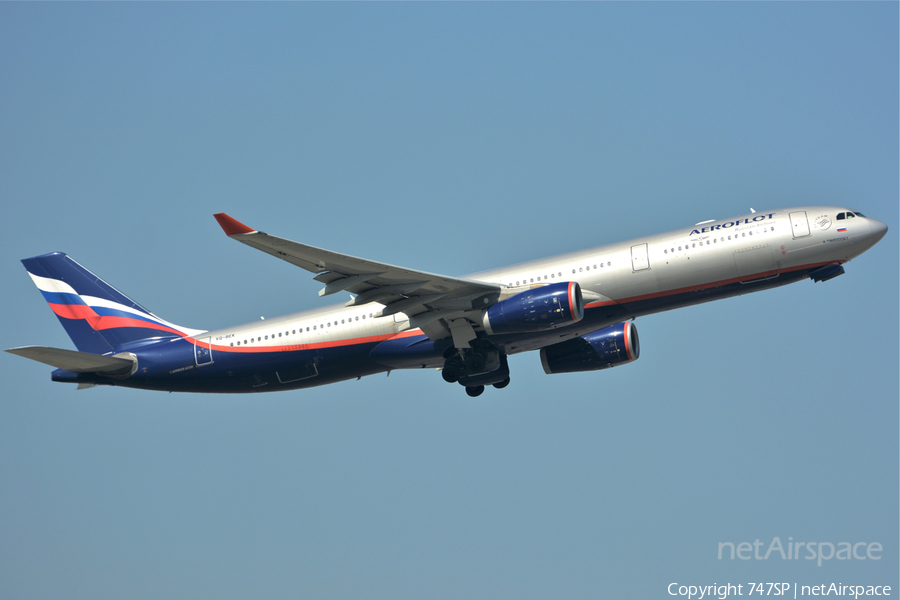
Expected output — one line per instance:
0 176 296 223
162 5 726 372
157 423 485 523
465 385 485 398
464 351 486 374
442 358 462 383
493 377 510 389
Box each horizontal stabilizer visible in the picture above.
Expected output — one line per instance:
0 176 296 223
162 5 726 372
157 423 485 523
6 346 136 377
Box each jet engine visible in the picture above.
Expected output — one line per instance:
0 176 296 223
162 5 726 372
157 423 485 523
540 321 640 374
482 281 583 335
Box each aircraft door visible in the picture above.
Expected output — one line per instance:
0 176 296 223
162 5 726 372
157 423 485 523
631 243 650 272
789 211 811 238
194 337 213 366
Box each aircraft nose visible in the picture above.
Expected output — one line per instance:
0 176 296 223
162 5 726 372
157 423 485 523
854 217 888 254
869 218 888 244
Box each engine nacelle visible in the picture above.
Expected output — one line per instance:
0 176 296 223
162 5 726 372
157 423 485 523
540 321 640 374
482 281 583 335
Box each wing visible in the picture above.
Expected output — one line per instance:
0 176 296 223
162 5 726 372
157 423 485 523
213 213 502 340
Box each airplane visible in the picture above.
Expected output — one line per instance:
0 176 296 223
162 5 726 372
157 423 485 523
6 206 887 397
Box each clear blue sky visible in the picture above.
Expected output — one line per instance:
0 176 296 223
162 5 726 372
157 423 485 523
2 3 897 598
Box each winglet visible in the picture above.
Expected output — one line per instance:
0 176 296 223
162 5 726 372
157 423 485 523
214 213 256 236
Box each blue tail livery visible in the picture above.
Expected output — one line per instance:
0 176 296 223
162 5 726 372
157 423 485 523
6 207 887 395
20 252 202 353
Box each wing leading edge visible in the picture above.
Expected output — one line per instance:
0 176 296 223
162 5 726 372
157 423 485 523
213 213 502 340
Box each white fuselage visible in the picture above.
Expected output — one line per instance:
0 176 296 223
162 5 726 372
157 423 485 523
203 206 885 356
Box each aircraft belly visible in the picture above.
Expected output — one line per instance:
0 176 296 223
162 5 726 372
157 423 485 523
369 333 444 370
116 341 388 393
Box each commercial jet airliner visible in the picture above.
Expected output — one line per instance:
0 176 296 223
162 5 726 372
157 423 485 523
7 207 887 397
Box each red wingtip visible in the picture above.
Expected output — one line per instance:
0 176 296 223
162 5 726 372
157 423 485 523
214 213 256 236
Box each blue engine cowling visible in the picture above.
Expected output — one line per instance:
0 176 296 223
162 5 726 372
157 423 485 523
539 321 640 374
482 281 584 335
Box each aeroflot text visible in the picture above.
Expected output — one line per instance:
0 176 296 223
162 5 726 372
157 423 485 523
718 538 882 566
690 214 776 236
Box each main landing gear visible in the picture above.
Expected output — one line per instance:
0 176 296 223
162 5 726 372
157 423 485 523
441 340 510 397
463 375 510 397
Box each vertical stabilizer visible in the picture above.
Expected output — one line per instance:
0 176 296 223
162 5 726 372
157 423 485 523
21 252 203 353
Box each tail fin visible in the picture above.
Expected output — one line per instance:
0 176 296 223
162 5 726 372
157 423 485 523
21 252 203 353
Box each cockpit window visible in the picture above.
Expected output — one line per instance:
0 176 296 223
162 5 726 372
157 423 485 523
846 212 855 219
836 212 845 220
854 211 865 217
